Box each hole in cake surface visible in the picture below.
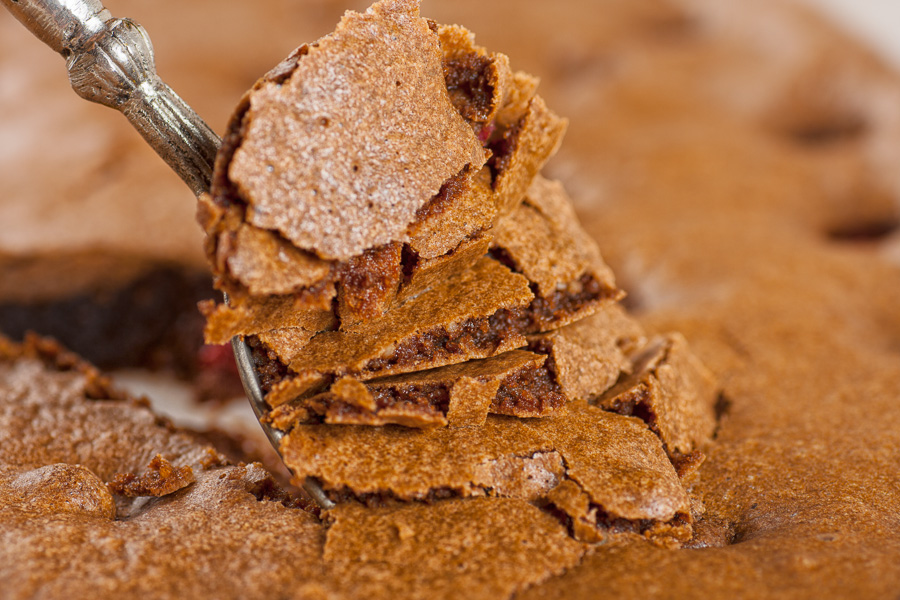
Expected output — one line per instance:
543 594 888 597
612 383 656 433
714 392 733 422
619 287 644 313
782 113 867 147
547 46 615 87
0 267 215 375
636 7 700 42
400 244 420 281
486 246 518 272
826 218 899 244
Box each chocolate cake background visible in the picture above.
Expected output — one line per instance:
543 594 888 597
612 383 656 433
2 0 900 598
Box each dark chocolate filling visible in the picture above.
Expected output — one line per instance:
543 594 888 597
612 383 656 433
287 356 566 426
443 52 495 123
486 119 523 185
362 314 511 376
491 363 566 417
246 335 292 394
0 267 214 376
599 387 659 435
310 384 451 426
358 272 612 377
337 243 403 322
253 269 613 405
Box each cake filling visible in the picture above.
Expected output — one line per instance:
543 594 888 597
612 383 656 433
268 349 565 428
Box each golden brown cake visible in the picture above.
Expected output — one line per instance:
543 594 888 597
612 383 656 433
3 0 900 597
198 2 631 427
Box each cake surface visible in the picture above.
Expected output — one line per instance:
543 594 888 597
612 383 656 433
200 0 569 332
3 0 900 597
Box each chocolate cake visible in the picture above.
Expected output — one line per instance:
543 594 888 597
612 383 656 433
3 0 900 597
268 302 643 427
200 0 568 329
213 173 624 411
200 0 715 557
0 334 584 598
198 1 624 419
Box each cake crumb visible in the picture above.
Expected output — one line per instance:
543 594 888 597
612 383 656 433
108 455 196 498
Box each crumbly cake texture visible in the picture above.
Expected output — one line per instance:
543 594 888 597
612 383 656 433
6 0 900 597
240 177 622 412
204 0 711 552
0 335 586 599
281 402 693 543
269 302 643 428
200 0 568 328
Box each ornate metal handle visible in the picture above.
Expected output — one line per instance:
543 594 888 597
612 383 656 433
2 0 220 196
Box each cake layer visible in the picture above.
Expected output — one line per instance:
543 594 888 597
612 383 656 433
594 333 719 469
281 402 692 543
238 175 621 409
268 303 644 428
268 349 553 428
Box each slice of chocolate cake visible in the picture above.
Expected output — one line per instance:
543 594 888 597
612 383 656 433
217 173 623 414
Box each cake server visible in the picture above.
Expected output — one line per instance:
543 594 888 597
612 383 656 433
2 0 334 510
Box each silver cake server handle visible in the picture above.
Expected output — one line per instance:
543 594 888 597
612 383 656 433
2 0 334 510
2 0 219 197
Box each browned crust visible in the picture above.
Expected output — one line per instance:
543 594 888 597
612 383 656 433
199 11 565 337
281 403 692 544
